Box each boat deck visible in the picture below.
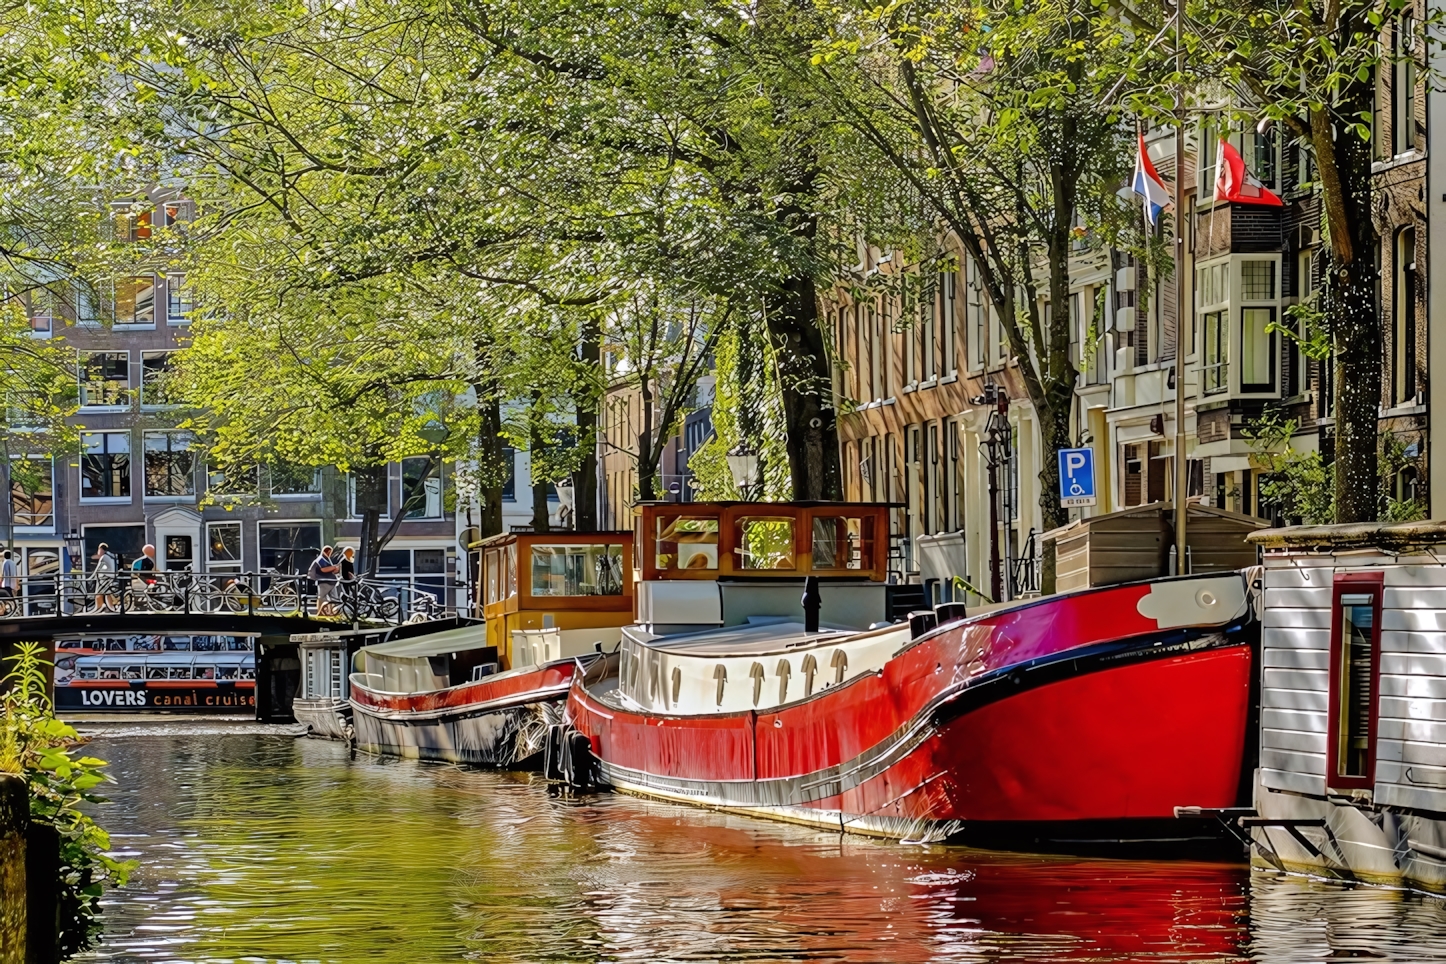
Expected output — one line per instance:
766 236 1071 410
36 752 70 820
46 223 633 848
626 619 858 657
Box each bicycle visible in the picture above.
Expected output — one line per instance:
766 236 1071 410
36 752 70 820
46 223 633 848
335 579 401 621
221 569 302 615
123 568 194 612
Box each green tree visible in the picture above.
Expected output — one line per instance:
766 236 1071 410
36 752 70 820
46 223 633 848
1166 0 1432 522
812 0 1137 530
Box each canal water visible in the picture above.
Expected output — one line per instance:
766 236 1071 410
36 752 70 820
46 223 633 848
73 726 1446 963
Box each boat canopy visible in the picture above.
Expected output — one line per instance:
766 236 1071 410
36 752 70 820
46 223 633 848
359 623 486 659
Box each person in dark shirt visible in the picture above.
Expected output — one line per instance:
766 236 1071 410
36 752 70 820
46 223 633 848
340 547 356 582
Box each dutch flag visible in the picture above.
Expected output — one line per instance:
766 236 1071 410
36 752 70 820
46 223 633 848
1132 133 1171 227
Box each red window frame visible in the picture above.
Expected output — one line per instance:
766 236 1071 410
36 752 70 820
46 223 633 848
1326 571 1384 792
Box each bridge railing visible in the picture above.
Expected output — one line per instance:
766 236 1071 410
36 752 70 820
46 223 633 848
0 570 465 626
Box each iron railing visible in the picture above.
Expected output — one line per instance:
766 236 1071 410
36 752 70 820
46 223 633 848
0 571 462 626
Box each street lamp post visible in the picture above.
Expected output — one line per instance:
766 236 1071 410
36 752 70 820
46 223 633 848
975 384 1011 602
726 446 761 501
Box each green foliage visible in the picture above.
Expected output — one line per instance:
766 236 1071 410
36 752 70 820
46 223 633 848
2 644 132 958
1244 413 1426 524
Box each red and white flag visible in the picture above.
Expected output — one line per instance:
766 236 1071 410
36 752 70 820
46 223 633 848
1215 139 1283 207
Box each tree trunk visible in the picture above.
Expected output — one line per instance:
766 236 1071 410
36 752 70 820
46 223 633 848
574 315 602 532
764 275 841 501
1316 83 1381 523
358 508 379 576
637 376 658 502
478 395 505 538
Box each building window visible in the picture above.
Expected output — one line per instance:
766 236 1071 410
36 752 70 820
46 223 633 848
112 205 151 242
1202 312 1227 394
1236 259 1280 394
207 522 243 573
208 463 259 498
500 446 517 500
269 463 322 496
80 432 131 500
1240 307 1277 391
1394 227 1418 405
941 269 957 376
26 289 55 335
9 457 53 527
115 276 157 326
1199 123 1218 199
160 199 195 228
141 351 174 407
258 522 321 574
79 351 130 407
82 525 145 571
401 458 443 519
1328 573 1383 791
167 274 194 324
143 431 197 498
349 465 389 518
1394 19 1417 156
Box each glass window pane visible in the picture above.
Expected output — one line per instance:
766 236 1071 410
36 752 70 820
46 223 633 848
1241 261 1276 300
1337 593 1376 778
1241 307 1275 387
208 523 242 564
529 544 624 596
258 523 321 573
402 458 442 519
116 276 156 325
811 516 872 571
655 515 719 572
10 457 53 526
80 352 130 406
269 463 322 495
735 517 795 570
143 432 196 497
80 432 131 499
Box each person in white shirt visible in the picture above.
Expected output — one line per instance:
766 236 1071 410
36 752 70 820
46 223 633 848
93 543 119 612
0 550 18 599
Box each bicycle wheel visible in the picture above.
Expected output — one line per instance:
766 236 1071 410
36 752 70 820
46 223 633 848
269 584 301 616
379 597 401 621
0 595 17 618
222 588 249 613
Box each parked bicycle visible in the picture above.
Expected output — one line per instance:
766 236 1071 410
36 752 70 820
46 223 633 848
123 568 195 612
221 569 303 615
334 579 400 622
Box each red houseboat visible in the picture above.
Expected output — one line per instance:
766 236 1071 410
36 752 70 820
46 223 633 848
347 531 633 766
565 501 1257 848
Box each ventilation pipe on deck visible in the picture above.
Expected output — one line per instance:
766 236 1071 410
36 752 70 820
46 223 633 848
802 576 821 633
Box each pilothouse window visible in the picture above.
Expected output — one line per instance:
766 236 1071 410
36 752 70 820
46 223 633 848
656 516 719 572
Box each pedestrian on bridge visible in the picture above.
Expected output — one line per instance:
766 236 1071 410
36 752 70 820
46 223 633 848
310 545 340 617
94 543 120 612
0 550 18 600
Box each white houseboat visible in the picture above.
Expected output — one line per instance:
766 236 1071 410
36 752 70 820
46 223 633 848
1248 520 1446 890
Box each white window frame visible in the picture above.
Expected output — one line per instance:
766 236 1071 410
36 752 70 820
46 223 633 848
268 464 323 500
401 457 443 520
113 275 158 329
348 466 392 520
140 351 176 409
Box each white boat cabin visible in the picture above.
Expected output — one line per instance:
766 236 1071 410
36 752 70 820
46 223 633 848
1249 521 1446 890
616 501 906 715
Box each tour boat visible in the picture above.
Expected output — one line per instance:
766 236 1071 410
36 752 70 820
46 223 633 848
564 501 1258 848
347 531 634 765
55 635 257 713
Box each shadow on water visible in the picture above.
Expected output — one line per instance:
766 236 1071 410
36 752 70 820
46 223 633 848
72 730 1446 963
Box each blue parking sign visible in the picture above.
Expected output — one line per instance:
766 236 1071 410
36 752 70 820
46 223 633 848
1058 448 1097 508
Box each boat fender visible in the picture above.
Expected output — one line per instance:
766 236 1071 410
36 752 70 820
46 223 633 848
908 611 938 639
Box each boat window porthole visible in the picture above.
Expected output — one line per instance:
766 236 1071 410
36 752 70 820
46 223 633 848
671 666 682 705
714 664 727 706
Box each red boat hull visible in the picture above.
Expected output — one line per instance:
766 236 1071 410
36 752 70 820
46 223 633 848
567 577 1256 845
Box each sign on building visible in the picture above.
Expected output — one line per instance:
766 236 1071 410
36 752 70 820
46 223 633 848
1058 448 1097 508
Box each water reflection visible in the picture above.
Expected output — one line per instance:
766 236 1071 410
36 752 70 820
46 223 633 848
72 731 1446 963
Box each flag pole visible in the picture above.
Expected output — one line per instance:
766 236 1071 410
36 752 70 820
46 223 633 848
1172 0 1189 573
